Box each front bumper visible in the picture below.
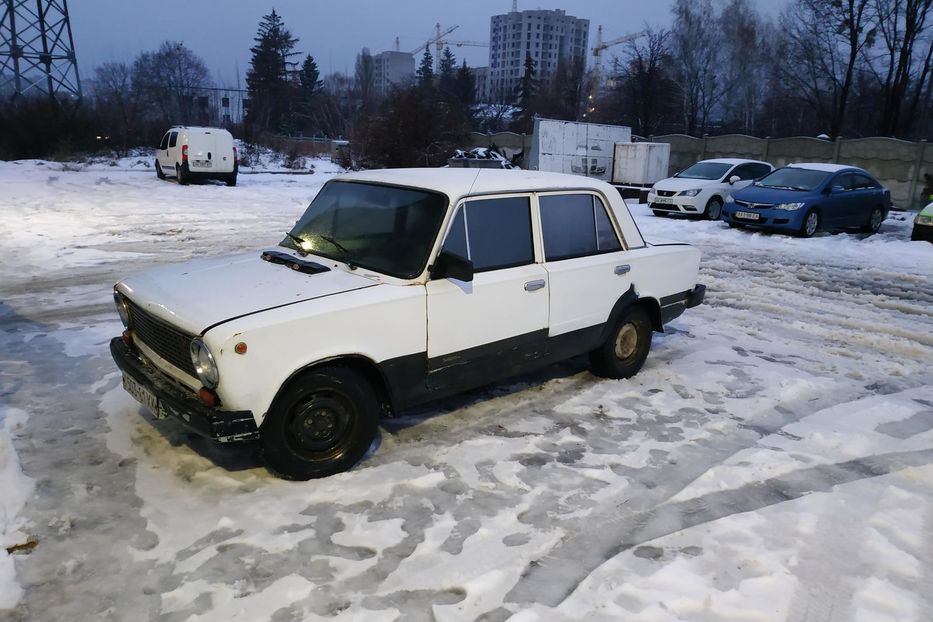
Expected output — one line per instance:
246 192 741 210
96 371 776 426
911 222 933 242
110 337 259 442
646 194 702 214
722 205 804 231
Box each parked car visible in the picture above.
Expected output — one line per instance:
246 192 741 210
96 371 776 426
722 163 891 237
155 126 238 186
110 169 705 479
911 202 933 242
647 158 774 220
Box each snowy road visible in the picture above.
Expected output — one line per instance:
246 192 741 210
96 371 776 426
1 160 932 621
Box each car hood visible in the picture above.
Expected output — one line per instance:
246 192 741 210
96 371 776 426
731 185 818 204
652 177 719 192
117 250 379 335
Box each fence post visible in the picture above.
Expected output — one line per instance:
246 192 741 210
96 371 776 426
700 134 709 160
763 136 771 162
907 140 927 211
832 136 842 163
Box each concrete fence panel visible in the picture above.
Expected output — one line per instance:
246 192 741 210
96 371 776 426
765 137 837 166
705 134 768 161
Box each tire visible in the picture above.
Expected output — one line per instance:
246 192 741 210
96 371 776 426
225 173 237 187
799 209 820 238
260 366 378 480
589 305 653 379
705 197 723 221
155 160 166 180
863 207 883 233
176 164 188 185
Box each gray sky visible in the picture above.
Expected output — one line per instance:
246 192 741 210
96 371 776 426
70 0 786 87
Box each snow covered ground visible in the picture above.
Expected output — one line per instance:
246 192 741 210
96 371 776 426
0 160 931 621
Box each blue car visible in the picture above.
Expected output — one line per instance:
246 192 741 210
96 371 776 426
722 163 891 237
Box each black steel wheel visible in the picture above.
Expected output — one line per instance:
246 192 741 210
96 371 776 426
589 305 653 379
261 366 378 480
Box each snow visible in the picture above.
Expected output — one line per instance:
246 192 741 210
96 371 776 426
0 161 931 620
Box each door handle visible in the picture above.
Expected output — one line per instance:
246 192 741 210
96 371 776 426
524 279 546 292
615 264 631 275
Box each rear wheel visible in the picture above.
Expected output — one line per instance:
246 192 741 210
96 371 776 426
176 164 188 185
863 207 883 233
261 366 378 480
225 173 237 187
705 197 723 220
155 160 165 180
799 209 820 238
590 305 653 379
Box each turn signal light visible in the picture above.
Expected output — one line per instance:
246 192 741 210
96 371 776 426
122 330 132 345
198 387 219 407
234 342 247 355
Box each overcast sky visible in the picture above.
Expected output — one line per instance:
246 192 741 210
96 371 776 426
70 0 786 87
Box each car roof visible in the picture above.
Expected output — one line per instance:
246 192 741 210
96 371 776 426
787 162 858 174
335 168 616 199
698 158 770 166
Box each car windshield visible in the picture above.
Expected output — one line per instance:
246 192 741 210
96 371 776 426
282 181 448 279
756 168 831 191
674 162 732 180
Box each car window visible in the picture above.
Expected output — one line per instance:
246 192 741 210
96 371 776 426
540 193 620 261
836 173 856 190
159 133 169 150
169 131 178 148
674 162 732 180
730 164 753 181
850 173 876 189
751 163 772 179
444 196 534 272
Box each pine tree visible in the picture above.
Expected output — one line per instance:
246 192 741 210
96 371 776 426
455 60 476 107
245 10 299 132
296 54 322 135
514 53 538 131
416 48 435 91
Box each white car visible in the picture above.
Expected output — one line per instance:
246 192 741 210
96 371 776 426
647 158 774 220
155 126 238 186
111 169 705 479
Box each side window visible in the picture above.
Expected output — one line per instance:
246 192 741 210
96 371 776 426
169 131 178 148
540 194 620 261
751 164 772 179
158 133 169 150
851 173 876 189
444 196 533 272
731 164 752 180
837 173 856 190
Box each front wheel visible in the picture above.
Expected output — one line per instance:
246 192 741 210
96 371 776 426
590 305 653 379
155 160 166 180
261 366 378 480
863 207 883 233
799 209 820 238
705 197 723 220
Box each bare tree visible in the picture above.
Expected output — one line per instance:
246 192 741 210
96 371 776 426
780 0 876 137
718 0 770 134
132 41 212 125
868 0 933 135
603 28 677 136
670 0 722 135
92 62 137 154
355 48 376 112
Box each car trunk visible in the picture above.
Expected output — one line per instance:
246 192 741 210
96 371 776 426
187 130 233 173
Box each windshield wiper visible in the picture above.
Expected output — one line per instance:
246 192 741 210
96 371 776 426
283 232 309 256
317 234 351 257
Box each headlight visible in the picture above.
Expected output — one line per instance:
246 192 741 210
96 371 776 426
680 189 702 197
189 339 219 388
917 214 932 225
774 202 806 211
113 290 130 327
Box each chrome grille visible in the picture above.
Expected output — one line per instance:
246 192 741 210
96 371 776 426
655 189 677 197
734 200 773 209
127 299 197 377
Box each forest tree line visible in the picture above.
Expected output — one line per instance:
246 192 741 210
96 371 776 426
1 0 931 163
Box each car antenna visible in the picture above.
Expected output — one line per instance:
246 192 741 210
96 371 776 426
466 167 482 198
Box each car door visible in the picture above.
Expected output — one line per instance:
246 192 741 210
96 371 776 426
538 192 630 353
426 194 549 391
165 131 179 172
821 173 851 226
157 132 171 169
846 172 879 225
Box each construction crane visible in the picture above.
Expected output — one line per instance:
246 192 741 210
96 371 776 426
410 23 459 71
584 26 644 117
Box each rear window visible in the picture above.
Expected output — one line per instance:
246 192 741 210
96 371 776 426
540 194 621 261
169 131 178 148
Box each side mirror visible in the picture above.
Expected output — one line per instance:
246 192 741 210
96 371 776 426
431 250 474 282
729 175 740 185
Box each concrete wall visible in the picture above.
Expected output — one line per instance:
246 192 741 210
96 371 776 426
644 134 930 210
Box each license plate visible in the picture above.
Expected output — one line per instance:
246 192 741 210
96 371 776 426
192 160 212 168
123 374 161 416
735 211 760 221
654 197 673 204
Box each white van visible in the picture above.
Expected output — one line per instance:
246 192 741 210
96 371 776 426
155 126 238 186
